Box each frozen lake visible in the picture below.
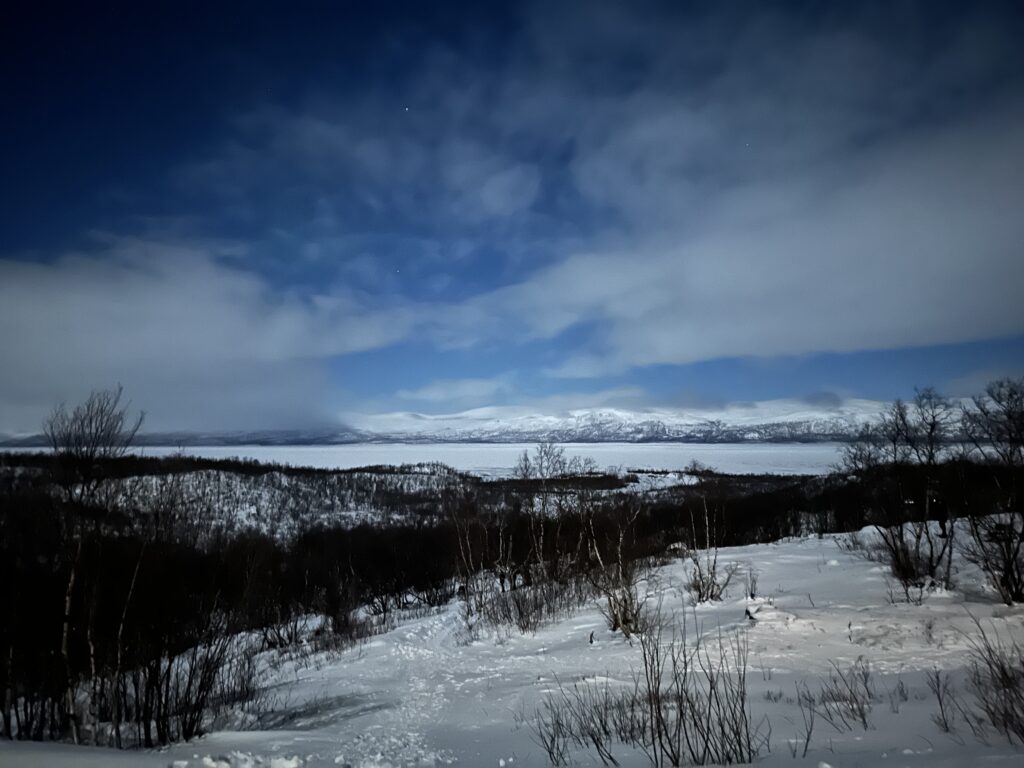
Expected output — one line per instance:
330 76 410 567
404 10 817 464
128 442 845 477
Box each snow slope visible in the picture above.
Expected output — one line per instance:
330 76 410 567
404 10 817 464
4 526 1023 767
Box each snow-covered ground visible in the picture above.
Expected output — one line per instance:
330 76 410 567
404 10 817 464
127 442 845 477
4 527 1022 767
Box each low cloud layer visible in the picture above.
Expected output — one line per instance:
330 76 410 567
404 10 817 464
0 237 411 432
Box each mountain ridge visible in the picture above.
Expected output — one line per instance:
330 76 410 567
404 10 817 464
0 399 885 446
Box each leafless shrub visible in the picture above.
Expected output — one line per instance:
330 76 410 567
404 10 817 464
479 576 592 635
966 617 1024 743
529 606 768 766
261 611 306 651
454 597 482 646
215 640 262 710
923 618 937 646
519 697 572 766
790 682 816 758
171 618 238 741
686 558 739 603
840 393 957 601
596 574 647 639
814 657 875 732
414 579 458 608
745 567 758 600
926 668 960 738
683 499 738 604
875 523 951 602
834 531 868 555
44 384 144 508
961 378 1024 604
585 504 649 637
887 677 908 713
962 377 1024 469
962 514 1024 605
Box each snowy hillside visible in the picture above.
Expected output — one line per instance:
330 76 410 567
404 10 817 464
5 525 1022 767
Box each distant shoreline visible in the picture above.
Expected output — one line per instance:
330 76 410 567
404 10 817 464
2 442 846 476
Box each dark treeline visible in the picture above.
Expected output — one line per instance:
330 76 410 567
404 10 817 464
1 378 1022 748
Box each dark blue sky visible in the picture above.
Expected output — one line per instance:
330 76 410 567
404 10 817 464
2 1 1023 431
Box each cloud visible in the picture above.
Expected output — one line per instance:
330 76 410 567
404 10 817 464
348 385 651 430
177 105 544 237
5 2 1024 431
801 392 844 409
388 376 651 415
512 386 651 415
418 5 1024 374
0 235 413 432
440 141 542 219
165 3 1024 384
396 375 515 405
944 367 1024 399
529 102 1024 376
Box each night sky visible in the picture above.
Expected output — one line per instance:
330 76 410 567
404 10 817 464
2 1 1023 432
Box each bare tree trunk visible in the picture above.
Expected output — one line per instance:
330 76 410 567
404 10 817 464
61 536 82 744
2 647 12 740
86 624 97 745
113 543 145 748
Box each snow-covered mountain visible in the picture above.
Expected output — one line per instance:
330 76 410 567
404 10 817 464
0 399 885 446
343 398 883 443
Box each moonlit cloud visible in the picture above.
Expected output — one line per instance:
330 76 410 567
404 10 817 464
397 376 515 405
350 385 651 430
512 101 1024 377
0 236 413 432
415 6 1024 374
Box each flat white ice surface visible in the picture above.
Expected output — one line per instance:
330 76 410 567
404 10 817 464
4 528 1024 767
129 442 845 477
